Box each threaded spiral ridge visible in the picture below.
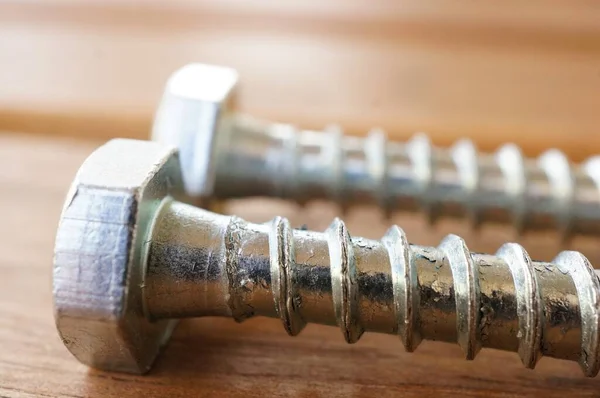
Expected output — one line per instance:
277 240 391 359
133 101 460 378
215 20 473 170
241 215 600 376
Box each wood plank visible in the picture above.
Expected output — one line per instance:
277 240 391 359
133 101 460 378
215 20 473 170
0 1 599 159
2 134 600 396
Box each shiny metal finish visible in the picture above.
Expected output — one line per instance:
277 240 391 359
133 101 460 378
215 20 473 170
213 118 600 237
145 197 600 376
152 63 600 238
53 139 185 374
55 139 600 376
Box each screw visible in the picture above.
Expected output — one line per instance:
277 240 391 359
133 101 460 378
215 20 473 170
54 139 600 376
153 63 600 238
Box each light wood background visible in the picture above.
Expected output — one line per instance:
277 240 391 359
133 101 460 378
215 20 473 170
1 0 599 158
2 1 600 396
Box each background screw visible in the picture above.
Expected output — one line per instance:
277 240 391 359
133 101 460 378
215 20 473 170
153 63 600 238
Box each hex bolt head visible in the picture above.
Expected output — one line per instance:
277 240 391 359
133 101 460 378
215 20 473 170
53 139 185 373
54 139 600 376
152 63 238 198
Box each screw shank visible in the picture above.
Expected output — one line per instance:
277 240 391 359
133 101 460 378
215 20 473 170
143 199 598 375
145 200 235 319
213 118 600 236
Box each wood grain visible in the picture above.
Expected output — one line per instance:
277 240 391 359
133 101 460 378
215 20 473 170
3 134 600 397
0 1 599 159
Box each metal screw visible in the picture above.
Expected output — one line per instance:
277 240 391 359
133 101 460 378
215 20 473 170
153 63 600 238
54 139 600 376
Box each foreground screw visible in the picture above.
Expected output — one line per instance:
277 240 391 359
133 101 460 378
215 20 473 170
55 139 600 376
153 63 600 238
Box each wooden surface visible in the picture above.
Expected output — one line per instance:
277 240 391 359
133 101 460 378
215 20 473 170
1 1 600 159
4 133 600 397
2 3 600 395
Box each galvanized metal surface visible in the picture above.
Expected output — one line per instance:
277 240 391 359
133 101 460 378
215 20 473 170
214 117 600 238
152 63 600 238
55 139 600 376
145 197 600 376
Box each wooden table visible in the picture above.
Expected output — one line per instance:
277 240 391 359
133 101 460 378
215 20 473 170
2 133 600 397
2 2 599 395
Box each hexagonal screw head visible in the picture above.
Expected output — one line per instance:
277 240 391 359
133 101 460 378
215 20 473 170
152 63 238 198
53 139 184 373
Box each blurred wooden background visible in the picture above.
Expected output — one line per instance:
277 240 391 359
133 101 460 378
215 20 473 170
0 0 599 158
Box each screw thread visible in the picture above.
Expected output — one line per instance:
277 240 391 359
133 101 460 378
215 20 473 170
265 217 600 376
216 118 600 237
146 201 600 377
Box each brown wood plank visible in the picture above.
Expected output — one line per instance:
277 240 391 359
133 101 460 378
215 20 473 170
2 134 600 397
